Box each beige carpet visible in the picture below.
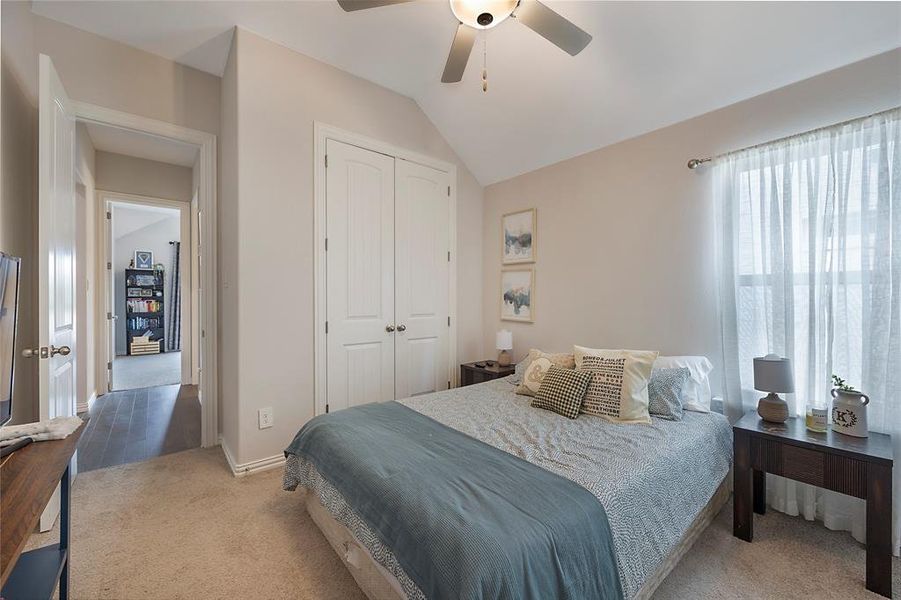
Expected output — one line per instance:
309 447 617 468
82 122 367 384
27 447 898 599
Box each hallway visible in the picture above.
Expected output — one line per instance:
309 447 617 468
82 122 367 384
77 384 200 472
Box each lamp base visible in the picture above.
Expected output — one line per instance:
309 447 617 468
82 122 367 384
497 349 512 367
757 393 789 423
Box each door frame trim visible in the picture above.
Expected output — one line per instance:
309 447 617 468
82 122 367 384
96 190 196 391
313 122 458 417
72 100 218 448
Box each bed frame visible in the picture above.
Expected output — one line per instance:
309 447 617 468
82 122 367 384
306 475 732 600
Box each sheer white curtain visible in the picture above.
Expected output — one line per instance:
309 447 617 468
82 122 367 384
714 108 901 555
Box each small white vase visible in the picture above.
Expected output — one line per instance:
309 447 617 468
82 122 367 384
831 389 869 437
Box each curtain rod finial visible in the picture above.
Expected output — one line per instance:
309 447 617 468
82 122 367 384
687 157 711 170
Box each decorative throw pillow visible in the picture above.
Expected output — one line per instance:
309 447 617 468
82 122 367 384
514 349 575 397
531 366 592 419
574 346 659 424
648 367 690 421
653 356 713 413
510 356 530 385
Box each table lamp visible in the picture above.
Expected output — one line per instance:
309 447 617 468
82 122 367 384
496 330 513 367
753 354 794 423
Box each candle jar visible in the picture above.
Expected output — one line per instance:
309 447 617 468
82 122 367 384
806 404 829 433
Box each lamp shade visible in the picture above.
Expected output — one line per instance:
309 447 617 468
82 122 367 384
496 330 513 351
753 354 795 393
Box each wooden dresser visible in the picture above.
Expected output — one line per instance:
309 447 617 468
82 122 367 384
733 413 893 598
1 421 85 599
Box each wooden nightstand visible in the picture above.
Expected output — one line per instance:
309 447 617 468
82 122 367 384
460 361 515 387
733 412 894 598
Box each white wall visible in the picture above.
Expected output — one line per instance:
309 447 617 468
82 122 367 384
220 28 485 466
112 208 180 355
482 49 901 396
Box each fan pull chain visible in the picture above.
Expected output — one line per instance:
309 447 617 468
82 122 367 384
481 35 488 93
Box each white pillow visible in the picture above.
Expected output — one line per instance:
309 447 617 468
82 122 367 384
653 356 713 413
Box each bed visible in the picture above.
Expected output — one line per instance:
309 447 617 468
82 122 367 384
284 376 733 600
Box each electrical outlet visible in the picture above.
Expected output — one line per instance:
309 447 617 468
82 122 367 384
258 407 274 429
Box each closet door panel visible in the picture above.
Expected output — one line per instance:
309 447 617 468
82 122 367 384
394 159 450 399
326 139 395 411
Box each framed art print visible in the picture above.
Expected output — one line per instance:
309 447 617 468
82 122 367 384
502 208 536 264
500 268 534 322
134 250 154 270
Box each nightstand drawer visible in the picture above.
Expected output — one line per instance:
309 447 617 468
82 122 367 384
781 445 824 487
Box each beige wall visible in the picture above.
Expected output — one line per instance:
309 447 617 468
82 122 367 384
482 49 901 395
221 28 484 466
1 2 219 424
218 37 240 449
95 151 194 203
1 2 38 425
75 123 96 410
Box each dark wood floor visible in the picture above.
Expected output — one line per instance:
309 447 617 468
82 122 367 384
77 384 201 473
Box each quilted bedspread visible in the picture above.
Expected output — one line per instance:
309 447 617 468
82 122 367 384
284 377 732 599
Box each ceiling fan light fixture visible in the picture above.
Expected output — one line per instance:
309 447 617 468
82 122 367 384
450 0 518 30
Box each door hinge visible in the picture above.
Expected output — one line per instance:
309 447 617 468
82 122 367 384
447 316 451 327
107 361 112 371
447 251 450 262
325 403 329 414
447 185 450 196
447 380 451 389
325 238 328 251
325 321 329 334
106 211 111 220
325 155 328 168
106 262 112 270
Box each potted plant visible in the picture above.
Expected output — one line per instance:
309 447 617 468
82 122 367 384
830 374 870 437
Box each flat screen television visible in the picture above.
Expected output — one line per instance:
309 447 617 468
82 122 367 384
0 252 21 426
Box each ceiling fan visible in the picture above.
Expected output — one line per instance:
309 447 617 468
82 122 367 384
336 0 592 83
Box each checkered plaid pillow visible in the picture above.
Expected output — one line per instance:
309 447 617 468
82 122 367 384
531 365 591 419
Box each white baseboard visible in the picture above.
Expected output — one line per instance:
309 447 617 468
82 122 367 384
219 436 285 477
76 391 98 415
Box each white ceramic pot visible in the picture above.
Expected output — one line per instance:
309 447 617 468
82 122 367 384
831 389 869 437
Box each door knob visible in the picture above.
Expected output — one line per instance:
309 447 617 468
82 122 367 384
385 325 396 333
396 324 406 332
50 345 71 357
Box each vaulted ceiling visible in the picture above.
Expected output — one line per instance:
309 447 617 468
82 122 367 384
32 1 901 185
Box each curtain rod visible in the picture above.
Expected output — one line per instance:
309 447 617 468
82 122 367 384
686 106 900 170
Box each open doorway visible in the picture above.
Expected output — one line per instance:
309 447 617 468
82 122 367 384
108 200 183 391
72 120 205 473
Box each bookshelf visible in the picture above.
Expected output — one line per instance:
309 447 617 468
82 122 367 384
125 268 165 355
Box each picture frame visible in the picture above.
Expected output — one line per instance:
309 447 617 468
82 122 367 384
134 250 154 270
502 208 536 264
500 268 534 322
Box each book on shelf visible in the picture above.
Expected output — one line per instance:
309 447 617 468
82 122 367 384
127 299 162 313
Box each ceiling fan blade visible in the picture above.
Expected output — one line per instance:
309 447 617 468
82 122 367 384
336 0 415 12
441 24 477 83
515 0 592 56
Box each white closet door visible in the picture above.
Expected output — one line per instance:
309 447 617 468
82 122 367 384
394 159 450 399
326 140 395 411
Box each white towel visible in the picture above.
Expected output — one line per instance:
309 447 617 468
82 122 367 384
0 416 84 447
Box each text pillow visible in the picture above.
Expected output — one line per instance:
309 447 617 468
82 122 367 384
574 346 659 424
